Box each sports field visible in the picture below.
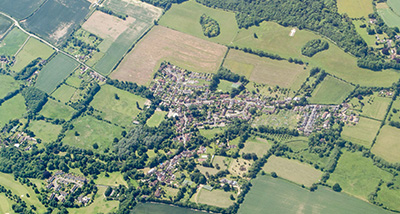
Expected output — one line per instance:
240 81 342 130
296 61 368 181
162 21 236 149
238 176 391 214
372 125 400 163
262 156 322 187
35 54 79 94
111 26 227 85
0 27 28 56
0 75 20 99
0 15 13 37
68 186 119 214
40 99 74 120
146 110 167 127
224 49 308 89
337 0 373 18
0 0 46 20
52 84 76 103
0 94 26 126
28 120 61 143
378 6 400 28
242 137 271 157
341 117 381 147
309 76 355 104
13 38 54 73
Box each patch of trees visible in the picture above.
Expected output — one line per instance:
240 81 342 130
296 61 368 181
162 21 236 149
257 125 299 136
389 121 400 129
140 0 187 10
0 87 23 107
98 7 127 20
301 39 329 57
14 58 42 80
70 83 100 120
229 45 284 61
209 67 248 92
21 87 48 114
200 14 220 37
106 79 154 100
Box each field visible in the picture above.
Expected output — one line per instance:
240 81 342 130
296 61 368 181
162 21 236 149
309 76 355 104
327 151 392 200
358 94 391 121
388 0 400 15
111 26 227 85
159 0 238 45
212 156 229 171
0 0 46 20
146 110 167 127
196 188 234 208
39 99 74 120
0 75 20 98
68 186 119 214
0 94 26 126
372 125 400 163
253 110 299 129
238 176 391 214
63 115 123 151
51 84 76 103
23 0 91 45
196 165 220 176
0 14 12 37
95 172 128 187
341 117 381 147
132 203 204 214
0 193 13 214
224 49 308 89
217 80 234 92
12 38 54 73
376 184 400 211
35 53 79 94
378 6 400 28
262 156 322 187
199 127 225 139
28 120 61 143
337 0 373 18
232 21 400 87
241 137 271 157
0 27 28 56
91 85 148 126
229 158 252 177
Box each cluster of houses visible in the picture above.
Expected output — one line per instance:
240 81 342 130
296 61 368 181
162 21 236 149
0 55 14 69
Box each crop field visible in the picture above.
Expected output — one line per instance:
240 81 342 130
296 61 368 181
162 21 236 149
0 94 26 126
0 14 12 38
309 76 355 104
35 54 79 94
253 110 299 129
241 137 271 157
52 84 76 103
341 117 381 147
95 172 128 187
337 0 373 18
196 189 234 208
146 110 167 127
68 186 119 214
91 85 147 126
262 156 322 187
224 49 308 89
327 151 392 200
0 0 45 20
0 28 28 56
232 21 400 87
378 6 400 28
28 120 61 143
13 38 54 73
357 94 391 121
159 0 238 45
23 0 91 45
388 0 400 14
40 99 74 120
238 176 391 214
63 115 123 151
132 203 204 214
0 75 20 99
111 26 227 85
372 125 400 163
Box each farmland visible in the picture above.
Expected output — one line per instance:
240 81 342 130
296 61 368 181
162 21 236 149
337 0 373 18
378 5 400 28
132 203 204 214
111 26 227 85
241 137 271 157
39 99 74 120
28 120 61 143
35 53 79 94
51 84 76 103
376 180 400 211
253 110 299 129
12 38 54 73
350 93 391 121
0 75 20 98
0 28 28 56
0 0 45 20
309 76 355 104
388 0 400 15
196 189 234 208
0 94 26 126
372 125 400 163
0 14 12 37
341 117 381 147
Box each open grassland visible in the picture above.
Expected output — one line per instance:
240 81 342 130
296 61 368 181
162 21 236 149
0 27 28 56
253 110 299 129
327 151 393 200
200 127 225 139
341 117 381 147
35 54 79 94
224 49 308 89
376 184 400 211
232 21 400 87
159 0 238 45
0 0 45 20
95 172 128 187
309 76 355 104
197 189 234 208
111 26 227 85
28 120 61 142
242 137 271 157
372 125 400 163
63 115 123 151
388 0 400 15
197 165 220 176
0 75 20 98
146 110 167 127
0 14 12 37
238 176 391 214
262 156 322 187
91 85 147 126
23 0 91 45
40 99 74 120
0 193 13 214
132 203 204 214
13 38 54 73
0 94 26 126
52 84 76 103
337 0 373 18
68 186 119 214
378 7 400 28
358 94 391 121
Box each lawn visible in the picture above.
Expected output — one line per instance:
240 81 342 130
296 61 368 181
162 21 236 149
28 120 61 143
146 110 167 127
35 53 79 94
238 176 391 214
196 188 234 208
40 99 74 120
0 27 28 56
262 156 322 187
309 76 355 104
241 137 271 157
132 203 204 214
0 94 26 126
372 125 400 163
378 7 400 28
0 74 20 99
12 38 54 73
159 0 238 45
199 127 225 139
91 85 148 126
341 117 381 147
337 0 373 18
95 172 128 187
68 186 119 214
253 110 299 129
327 151 393 200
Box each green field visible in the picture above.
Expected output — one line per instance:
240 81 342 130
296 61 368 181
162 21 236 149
199 127 225 139
341 117 381 147
378 7 400 28
309 76 355 104
35 54 79 94
0 14 12 36
95 172 128 187
146 110 167 127
159 0 238 45
40 99 74 120
238 176 391 214
0 0 46 20
253 110 298 129
388 0 400 15
63 115 123 151
242 137 271 157
51 84 76 103
132 203 204 214
68 186 119 214
0 193 13 214
337 0 373 18
196 188 234 208
376 183 400 211
0 27 28 56
217 79 234 92
0 94 26 126
0 74 20 98
372 125 400 163
13 38 54 73
28 120 61 143
327 151 393 200
358 94 391 121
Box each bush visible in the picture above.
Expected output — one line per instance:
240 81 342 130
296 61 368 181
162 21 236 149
271 172 278 178
332 183 342 192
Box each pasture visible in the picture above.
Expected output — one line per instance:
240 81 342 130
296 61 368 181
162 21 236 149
0 14 13 38
28 120 61 143
0 75 20 99
13 38 54 73
376 184 400 211
0 94 26 126
196 165 220 176
372 125 400 163
358 94 391 121
68 186 119 214
224 49 308 89
309 76 355 104
241 137 271 157
146 110 167 127
388 0 400 15
341 117 381 147
378 7 400 28
52 84 76 103
337 0 373 18
212 156 229 171
388 99 400 123
196 188 234 208
327 151 392 200
238 176 391 214
35 53 79 94
0 0 45 20
40 99 74 120
90 84 148 126
159 0 238 44
0 28 28 56
111 26 227 85
132 203 204 214
262 156 322 187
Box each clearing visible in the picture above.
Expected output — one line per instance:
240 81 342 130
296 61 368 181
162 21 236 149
341 117 381 147
372 125 400 163
309 76 355 104
146 110 167 127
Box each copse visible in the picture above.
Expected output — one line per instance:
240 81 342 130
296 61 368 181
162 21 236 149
301 39 329 57
199 14 220 38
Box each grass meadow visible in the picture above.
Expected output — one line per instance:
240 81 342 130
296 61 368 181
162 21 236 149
146 110 167 127
217 80 233 92
28 120 61 143
0 193 13 214
0 94 26 126
241 137 271 157
196 189 234 208
388 0 400 14
337 0 373 18
372 125 400 163
13 38 54 73
341 117 381 147
0 0 45 20
199 127 225 139
309 76 355 104
0 75 20 98
68 186 119 214
253 110 299 129
52 84 76 103
40 99 74 120
378 5 400 28
95 172 128 187
0 28 28 56
359 94 391 121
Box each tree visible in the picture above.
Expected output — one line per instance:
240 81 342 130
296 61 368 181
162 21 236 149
332 183 342 192
271 172 277 178
230 194 235 200
93 143 99 149
104 186 112 197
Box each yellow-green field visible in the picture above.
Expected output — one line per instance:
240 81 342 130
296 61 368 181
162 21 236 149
241 137 271 157
196 188 234 208
0 94 26 126
0 75 20 99
337 0 373 18
28 120 61 143
309 76 355 104
40 99 74 120
341 117 381 147
12 38 54 73
51 84 76 103
95 172 128 187
146 110 167 127
372 125 400 163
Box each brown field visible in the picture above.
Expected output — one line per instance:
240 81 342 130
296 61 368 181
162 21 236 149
111 26 227 85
